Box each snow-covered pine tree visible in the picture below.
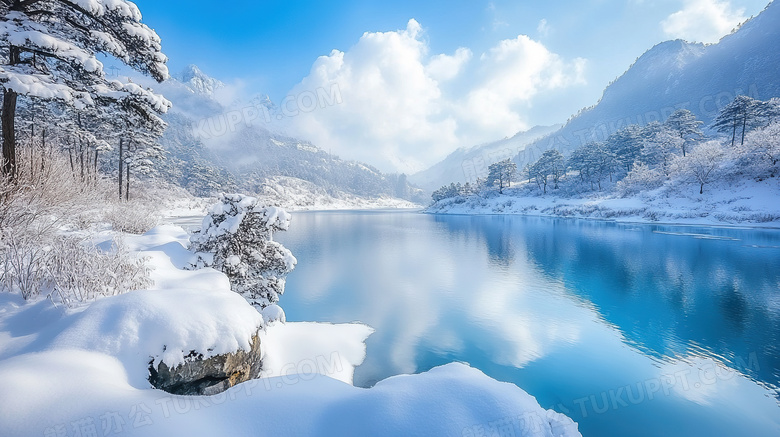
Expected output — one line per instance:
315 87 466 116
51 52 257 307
100 82 169 200
528 150 564 194
487 158 517 194
190 194 297 317
664 109 703 157
584 142 616 191
640 125 683 176
712 96 765 147
0 0 169 179
605 125 643 173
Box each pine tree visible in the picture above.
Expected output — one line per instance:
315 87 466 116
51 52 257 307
713 96 764 147
664 109 703 157
640 125 683 176
0 0 169 180
190 194 297 310
528 150 564 194
605 125 643 173
487 158 517 194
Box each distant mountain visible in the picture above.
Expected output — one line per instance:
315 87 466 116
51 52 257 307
145 67 424 205
512 0 780 168
410 125 562 191
178 64 224 97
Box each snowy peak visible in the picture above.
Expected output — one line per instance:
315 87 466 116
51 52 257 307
178 64 224 96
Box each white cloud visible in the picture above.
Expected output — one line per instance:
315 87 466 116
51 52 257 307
287 19 586 174
462 35 586 135
426 47 472 82
537 18 551 38
662 0 746 43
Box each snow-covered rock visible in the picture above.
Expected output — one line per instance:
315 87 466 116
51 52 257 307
149 332 263 396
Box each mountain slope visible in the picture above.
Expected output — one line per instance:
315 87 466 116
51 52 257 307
143 67 424 205
410 124 562 191
513 0 780 167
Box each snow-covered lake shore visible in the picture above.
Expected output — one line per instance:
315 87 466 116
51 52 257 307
425 178 780 228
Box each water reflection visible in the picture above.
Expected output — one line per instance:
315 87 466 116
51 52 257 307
274 212 780 436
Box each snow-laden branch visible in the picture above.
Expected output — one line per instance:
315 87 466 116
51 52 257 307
1 12 103 72
0 65 93 108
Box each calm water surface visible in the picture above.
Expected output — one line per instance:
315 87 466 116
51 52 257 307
270 211 780 437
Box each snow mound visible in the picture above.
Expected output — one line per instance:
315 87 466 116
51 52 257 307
0 352 580 437
50 287 264 384
260 321 374 385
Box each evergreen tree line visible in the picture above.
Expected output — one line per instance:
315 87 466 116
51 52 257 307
431 96 780 202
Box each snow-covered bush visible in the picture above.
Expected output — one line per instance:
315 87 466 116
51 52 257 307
46 238 153 308
103 200 161 234
190 194 297 310
671 141 726 194
616 162 665 197
741 122 780 178
0 232 152 307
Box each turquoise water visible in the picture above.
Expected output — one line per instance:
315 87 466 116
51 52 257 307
274 211 780 436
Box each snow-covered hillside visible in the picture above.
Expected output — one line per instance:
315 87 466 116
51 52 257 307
257 176 420 211
511 1 780 169
410 124 562 192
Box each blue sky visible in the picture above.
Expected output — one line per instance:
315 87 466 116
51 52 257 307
131 0 771 172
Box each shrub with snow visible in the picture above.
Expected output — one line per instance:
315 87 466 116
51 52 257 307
103 199 161 234
616 162 665 197
190 194 297 310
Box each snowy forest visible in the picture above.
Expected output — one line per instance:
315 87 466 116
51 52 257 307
430 98 780 222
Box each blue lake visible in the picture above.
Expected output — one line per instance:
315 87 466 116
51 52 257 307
275 211 780 437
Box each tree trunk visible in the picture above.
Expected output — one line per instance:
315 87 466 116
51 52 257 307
741 114 748 145
119 138 124 200
94 149 99 176
79 141 84 182
700 183 704 195
1 47 20 180
40 129 46 175
68 141 75 173
2 88 18 179
126 163 130 201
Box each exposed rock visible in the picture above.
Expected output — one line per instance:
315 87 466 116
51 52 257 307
148 334 263 395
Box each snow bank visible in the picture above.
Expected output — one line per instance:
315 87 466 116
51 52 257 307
427 177 780 227
0 352 579 437
258 176 421 211
50 287 264 385
260 322 374 385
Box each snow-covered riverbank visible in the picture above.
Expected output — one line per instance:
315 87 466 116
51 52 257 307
426 177 780 228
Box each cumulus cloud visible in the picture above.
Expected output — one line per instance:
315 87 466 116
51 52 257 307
426 47 473 82
462 35 586 135
286 19 586 173
662 0 746 43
